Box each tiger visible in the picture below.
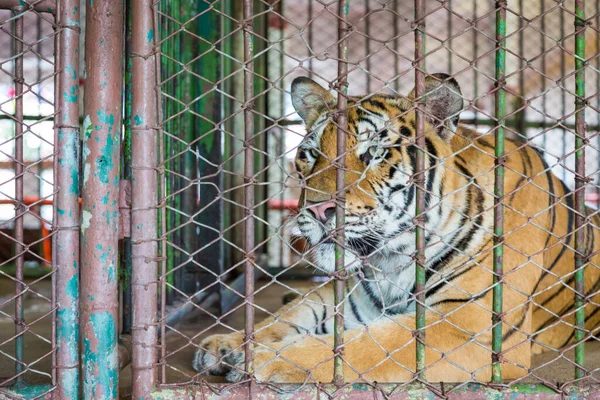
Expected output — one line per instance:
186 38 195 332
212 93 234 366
192 73 600 383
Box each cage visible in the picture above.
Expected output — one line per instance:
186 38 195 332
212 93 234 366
0 0 599 399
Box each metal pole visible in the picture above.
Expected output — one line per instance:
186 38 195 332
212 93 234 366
414 0 427 379
12 5 24 387
492 0 507 384
333 0 350 386
80 0 124 398
573 0 586 380
130 0 159 397
54 0 81 397
122 0 133 336
242 0 256 391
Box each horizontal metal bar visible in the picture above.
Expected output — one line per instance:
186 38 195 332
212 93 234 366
149 383 600 399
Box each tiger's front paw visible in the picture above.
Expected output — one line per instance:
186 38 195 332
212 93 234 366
225 346 311 383
193 332 244 376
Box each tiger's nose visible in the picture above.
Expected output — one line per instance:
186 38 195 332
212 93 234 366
306 200 337 224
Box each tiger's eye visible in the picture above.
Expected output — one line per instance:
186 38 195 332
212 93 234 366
369 146 385 159
309 148 319 159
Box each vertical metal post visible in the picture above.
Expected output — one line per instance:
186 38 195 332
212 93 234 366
516 0 526 136
541 0 547 149
80 0 124 398
573 0 586 380
365 0 370 92
130 0 159 396
560 7 567 181
242 0 256 390
414 0 427 378
472 0 478 122
334 0 350 386
393 0 399 92
492 0 507 384
122 0 134 336
307 0 313 79
12 5 24 387
54 0 81 397
447 0 452 74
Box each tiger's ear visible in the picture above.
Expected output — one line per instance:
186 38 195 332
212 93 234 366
291 77 335 128
409 73 464 141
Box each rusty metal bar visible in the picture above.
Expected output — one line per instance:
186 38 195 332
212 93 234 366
333 0 350 386
0 0 54 12
447 0 452 73
573 0 586 380
414 0 427 378
541 0 547 149
393 0 398 92
516 0 526 135
560 6 567 181
365 0 370 92
54 0 81 397
472 0 478 122
12 5 24 386
307 0 313 79
80 0 124 398
492 0 507 384
130 0 159 397
243 0 256 388
147 382 600 399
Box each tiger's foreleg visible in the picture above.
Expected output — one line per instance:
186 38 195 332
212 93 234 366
192 283 335 375
225 305 530 383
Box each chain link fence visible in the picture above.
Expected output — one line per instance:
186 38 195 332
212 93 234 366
1 0 600 399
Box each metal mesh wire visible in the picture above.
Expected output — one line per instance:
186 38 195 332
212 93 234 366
151 0 600 397
1 0 600 398
0 3 57 398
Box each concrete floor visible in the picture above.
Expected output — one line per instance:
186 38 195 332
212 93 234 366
1 277 600 398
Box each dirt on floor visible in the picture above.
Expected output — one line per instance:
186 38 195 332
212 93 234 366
1 276 600 399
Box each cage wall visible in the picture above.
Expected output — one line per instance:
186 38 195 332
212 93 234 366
1 0 600 399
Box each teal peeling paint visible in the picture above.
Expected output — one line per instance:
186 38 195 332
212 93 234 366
134 115 143 126
65 274 78 300
58 128 80 196
57 273 80 400
96 117 118 184
147 29 154 43
101 193 110 205
63 86 77 103
65 65 77 80
97 110 115 127
83 312 118 400
58 208 66 216
95 244 103 251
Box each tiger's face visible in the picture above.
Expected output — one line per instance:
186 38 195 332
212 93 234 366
291 74 463 273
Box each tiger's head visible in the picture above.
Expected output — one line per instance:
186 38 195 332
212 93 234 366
291 73 464 274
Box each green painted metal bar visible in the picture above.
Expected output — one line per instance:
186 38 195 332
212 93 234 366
54 0 81 397
333 0 350 386
573 0 586 380
180 0 197 295
121 0 133 336
492 0 507 384
414 0 427 378
80 0 124 398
